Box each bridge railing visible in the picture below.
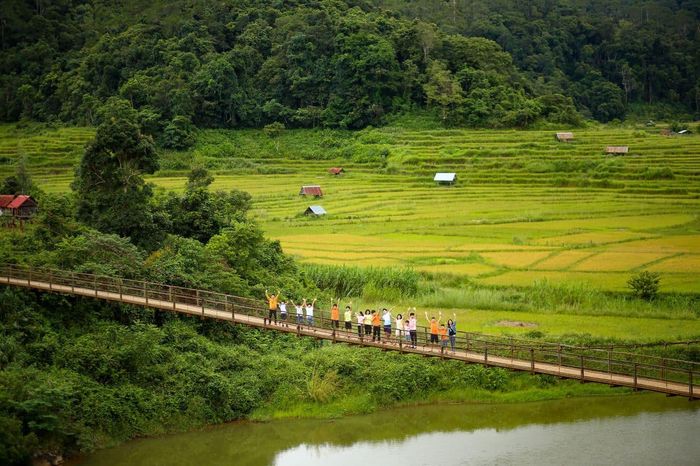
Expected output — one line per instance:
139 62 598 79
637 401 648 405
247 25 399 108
0 263 696 397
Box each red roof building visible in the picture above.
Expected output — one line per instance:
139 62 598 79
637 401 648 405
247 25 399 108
299 185 323 197
0 195 14 209
4 195 38 219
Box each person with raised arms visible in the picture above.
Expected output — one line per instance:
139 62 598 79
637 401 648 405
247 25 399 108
408 309 418 348
290 299 304 325
265 289 281 325
330 299 340 329
344 304 353 332
425 311 442 348
356 309 365 337
371 309 381 342
382 308 392 341
305 298 317 326
447 313 457 353
395 313 404 343
364 309 372 338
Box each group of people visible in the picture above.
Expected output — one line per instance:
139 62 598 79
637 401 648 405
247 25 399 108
265 290 459 352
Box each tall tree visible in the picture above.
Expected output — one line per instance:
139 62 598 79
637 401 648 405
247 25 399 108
72 97 162 249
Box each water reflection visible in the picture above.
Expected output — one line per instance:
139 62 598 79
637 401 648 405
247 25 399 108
74 395 699 466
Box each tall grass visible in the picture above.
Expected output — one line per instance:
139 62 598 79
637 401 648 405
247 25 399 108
417 279 700 320
302 264 420 297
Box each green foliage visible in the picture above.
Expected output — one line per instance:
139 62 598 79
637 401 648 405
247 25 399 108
0 289 520 462
303 264 420 297
161 116 196 150
72 98 163 249
1 155 42 198
628 271 661 301
6 0 666 130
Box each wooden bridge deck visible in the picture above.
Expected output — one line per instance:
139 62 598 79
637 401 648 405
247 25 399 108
1 269 697 400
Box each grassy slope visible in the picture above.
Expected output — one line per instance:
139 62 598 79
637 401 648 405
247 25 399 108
2 120 699 341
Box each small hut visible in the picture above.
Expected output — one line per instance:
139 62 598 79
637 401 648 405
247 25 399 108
555 132 574 142
434 173 457 185
605 146 629 155
299 185 323 197
304 205 327 216
0 195 14 216
328 167 345 176
8 195 38 219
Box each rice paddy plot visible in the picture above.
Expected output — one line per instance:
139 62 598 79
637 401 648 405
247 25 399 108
9 122 700 293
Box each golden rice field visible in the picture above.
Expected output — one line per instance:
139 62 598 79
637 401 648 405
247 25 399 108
2 122 700 293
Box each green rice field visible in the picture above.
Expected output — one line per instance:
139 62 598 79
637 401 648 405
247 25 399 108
2 121 700 295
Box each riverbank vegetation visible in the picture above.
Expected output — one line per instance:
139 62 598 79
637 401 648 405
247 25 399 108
0 287 627 465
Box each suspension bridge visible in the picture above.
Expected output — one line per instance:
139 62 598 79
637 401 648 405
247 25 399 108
0 263 696 399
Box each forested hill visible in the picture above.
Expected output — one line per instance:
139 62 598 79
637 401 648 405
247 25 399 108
1 0 698 139
377 0 700 115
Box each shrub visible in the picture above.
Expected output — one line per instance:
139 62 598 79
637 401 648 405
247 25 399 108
162 116 196 149
263 122 285 138
628 271 661 301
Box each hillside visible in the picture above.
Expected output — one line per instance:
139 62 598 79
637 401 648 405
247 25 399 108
1 0 698 136
3 120 700 293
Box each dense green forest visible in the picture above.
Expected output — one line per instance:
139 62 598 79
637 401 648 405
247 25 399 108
1 0 698 147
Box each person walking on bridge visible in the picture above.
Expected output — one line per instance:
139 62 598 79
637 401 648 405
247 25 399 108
425 311 442 348
265 289 280 325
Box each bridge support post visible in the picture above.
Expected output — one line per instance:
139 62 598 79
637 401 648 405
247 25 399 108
484 343 488 367
48 270 52 291
71 272 75 293
118 280 122 300
531 348 535 373
399 334 403 353
144 280 148 304
441 345 444 359
332 328 336 343
28 267 31 286
633 363 638 391
580 355 585 382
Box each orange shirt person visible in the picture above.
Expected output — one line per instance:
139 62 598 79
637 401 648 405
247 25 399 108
371 310 382 342
425 311 442 346
330 300 340 329
439 324 448 350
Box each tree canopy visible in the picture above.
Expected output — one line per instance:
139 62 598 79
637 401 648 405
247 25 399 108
2 0 696 136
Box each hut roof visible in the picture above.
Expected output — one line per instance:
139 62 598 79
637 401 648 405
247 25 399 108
328 167 344 175
605 146 629 154
300 185 323 196
434 173 457 182
7 195 36 209
0 195 15 208
305 205 327 216
556 132 574 141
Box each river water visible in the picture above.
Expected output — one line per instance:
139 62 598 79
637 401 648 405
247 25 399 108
74 394 698 466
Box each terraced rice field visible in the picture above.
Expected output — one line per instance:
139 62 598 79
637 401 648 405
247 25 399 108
3 123 700 292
